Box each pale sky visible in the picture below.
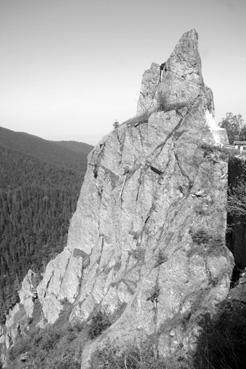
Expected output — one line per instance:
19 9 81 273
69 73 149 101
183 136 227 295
0 0 246 145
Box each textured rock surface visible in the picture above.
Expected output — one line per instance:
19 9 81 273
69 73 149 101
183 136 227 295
137 62 160 114
0 270 39 365
1 29 234 367
157 29 203 112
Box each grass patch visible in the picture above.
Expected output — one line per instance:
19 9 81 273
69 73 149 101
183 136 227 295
6 316 87 369
90 341 165 369
90 339 190 369
88 311 111 340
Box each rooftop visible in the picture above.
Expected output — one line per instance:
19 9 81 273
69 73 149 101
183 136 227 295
234 141 246 145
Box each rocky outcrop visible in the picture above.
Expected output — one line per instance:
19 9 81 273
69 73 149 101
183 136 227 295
137 62 160 114
0 29 234 367
0 270 39 365
158 29 204 112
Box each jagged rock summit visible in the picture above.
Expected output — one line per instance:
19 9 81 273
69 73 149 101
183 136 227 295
1 29 234 367
138 29 204 115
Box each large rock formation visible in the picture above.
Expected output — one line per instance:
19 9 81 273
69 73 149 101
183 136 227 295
1 29 234 367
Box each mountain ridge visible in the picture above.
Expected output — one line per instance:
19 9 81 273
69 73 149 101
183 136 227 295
0 126 92 173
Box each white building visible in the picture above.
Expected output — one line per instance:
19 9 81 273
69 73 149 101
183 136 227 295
234 141 246 153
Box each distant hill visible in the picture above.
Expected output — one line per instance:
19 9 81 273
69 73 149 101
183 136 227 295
0 145 81 191
0 126 92 323
0 126 92 174
55 140 92 155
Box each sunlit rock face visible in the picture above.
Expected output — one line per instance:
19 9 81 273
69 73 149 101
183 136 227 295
0 270 39 366
137 62 160 114
37 28 233 363
1 29 234 367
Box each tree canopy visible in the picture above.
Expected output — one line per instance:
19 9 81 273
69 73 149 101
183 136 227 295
219 112 246 144
0 133 91 324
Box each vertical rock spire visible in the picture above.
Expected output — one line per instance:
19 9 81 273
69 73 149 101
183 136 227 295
158 28 204 111
138 29 205 114
0 30 233 369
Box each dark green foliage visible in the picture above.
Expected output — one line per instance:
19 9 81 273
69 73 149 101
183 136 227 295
228 182 246 217
0 145 82 190
8 336 31 362
219 112 245 144
72 321 85 333
90 341 181 369
194 301 246 369
0 132 92 323
227 157 246 218
0 185 79 323
227 157 246 268
147 285 160 304
239 125 246 141
7 322 86 369
8 326 62 362
88 311 111 339
39 328 62 351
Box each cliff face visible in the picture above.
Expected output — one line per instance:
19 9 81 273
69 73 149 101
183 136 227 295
1 29 234 366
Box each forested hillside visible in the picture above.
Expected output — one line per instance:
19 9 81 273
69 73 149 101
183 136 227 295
0 127 92 323
54 140 92 155
0 127 89 173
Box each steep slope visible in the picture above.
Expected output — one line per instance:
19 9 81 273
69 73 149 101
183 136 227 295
1 30 234 368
